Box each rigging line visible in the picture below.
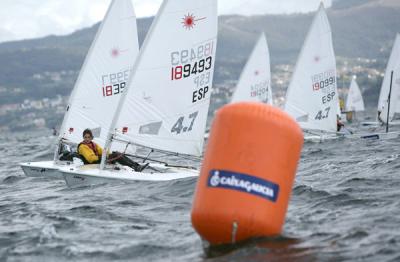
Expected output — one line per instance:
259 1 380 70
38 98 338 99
123 141 130 154
143 149 154 163
110 136 202 160
124 153 168 165
123 153 197 169
163 163 197 170
150 149 202 161
124 150 201 164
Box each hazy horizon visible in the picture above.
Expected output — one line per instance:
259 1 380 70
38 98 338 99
0 0 331 43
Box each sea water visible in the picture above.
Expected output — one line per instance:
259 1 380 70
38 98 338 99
1 123 400 261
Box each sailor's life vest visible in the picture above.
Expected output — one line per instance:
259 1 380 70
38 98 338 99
78 141 103 164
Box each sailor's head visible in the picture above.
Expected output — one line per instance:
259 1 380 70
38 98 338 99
83 128 93 142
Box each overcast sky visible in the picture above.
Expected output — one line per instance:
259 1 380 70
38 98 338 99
0 0 332 43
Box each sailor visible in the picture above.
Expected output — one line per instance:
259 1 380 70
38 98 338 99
377 110 384 125
78 128 148 172
336 116 353 134
336 115 345 132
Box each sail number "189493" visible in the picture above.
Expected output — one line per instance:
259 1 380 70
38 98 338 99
171 57 212 80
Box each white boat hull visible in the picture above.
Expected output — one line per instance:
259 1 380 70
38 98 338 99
356 131 400 140
20 161 63 179
304 131 400 142
20 161 81 179
304 133 339 142
361 121 400 127
60 163 199 187
360 121 380 127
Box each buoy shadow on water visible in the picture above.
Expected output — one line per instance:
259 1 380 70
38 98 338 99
202 235 317 261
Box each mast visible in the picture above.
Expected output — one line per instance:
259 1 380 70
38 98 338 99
386 71 394 133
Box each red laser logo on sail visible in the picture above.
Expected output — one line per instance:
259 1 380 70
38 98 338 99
182 14 206 30
111 48 120 58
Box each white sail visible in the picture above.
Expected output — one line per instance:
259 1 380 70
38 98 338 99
380 68 400 123
284 3 337 133
105 0 218 157
345 78 365 112
231 32 272 104
58 0 139 149
378 34 400 113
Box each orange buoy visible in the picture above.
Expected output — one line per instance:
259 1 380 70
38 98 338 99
191 102 303 246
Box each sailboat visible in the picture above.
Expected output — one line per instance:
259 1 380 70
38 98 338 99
356 69 400 140
20 0 139 178
284 3 339 140
345 78 365 112
351 69 400 139
231 32 272 104
344 77 364 121
202 32 271 140
60 0 218 187
362 34 400 127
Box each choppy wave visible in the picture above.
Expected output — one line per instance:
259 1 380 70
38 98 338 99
1 126 400 261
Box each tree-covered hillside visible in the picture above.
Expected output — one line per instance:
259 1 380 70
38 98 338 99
0 0 399 107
